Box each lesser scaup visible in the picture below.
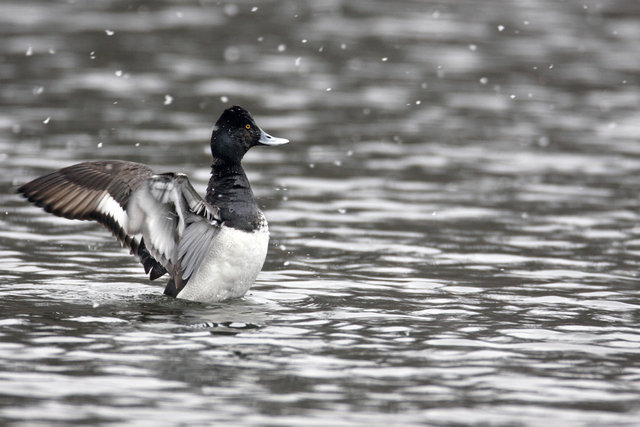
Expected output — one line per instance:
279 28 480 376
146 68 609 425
18 106 289 303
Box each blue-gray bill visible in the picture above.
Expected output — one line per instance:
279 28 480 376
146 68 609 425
258 129 289 146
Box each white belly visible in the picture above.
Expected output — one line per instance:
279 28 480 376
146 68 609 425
176 224 269 303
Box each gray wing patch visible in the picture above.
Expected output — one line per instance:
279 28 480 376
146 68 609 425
127 173 221 284
179 214 220 281
127 179 179 269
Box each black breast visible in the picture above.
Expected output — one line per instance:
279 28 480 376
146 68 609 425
205 162 263 232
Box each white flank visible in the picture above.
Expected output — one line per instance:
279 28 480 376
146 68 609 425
177 224 270 303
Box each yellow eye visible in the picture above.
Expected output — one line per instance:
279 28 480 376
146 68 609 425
245 124 251 130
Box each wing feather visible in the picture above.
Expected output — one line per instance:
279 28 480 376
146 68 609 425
18 160 167 280
178 215 219 280
19 162 220 287
127 173 221 293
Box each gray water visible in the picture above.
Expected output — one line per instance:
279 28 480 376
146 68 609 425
1 0 640 425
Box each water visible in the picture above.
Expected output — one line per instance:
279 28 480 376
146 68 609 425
1 0 640 425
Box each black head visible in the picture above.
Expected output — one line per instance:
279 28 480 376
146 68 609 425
210 106 289 164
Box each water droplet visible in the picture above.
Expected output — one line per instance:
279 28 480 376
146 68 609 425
135 142 140 147
523 20 529 25
497 25 505 32
48 48 56 54
33 86 44 95
301 39 308 44
277 44 286 52
548 64 554 69
510 94 516 99
347 150 354 156
115 70 123 77
468 44 477 51
224 46 240 62
325 87 332 92
333 160 342 166
337 208 346 214
224 4 238 16
381 57 388 62
97 142 103 148
163 94 173 105
257 36 264 42
340 43 347 50
295 57 301 67
251 6 258 12
479 77 488 84
308 163 315 168
105 29 115 36
220 96 229 103
25 46 33 56
90 51 96 59
42 117 50 124
537 136 550 147
415 100 421 105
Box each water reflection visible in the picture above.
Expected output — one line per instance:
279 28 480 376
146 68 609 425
2 0 640 425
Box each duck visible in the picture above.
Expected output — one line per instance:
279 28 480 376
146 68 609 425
17 106 289 303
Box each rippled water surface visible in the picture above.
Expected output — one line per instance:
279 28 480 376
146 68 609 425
2 1 640 425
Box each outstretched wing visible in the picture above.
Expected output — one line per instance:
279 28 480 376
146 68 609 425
127 173 222 295
17 160 167 280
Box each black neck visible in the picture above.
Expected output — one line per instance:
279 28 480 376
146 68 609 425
205 159 262 231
